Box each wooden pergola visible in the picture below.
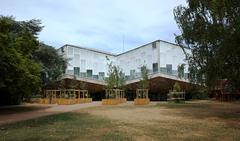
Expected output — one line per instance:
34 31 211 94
40 89 92 105
136 89 149 99
40 90 60 104
134 89 150 105
75 90 92 103
102 89 126 105
60 89 75 98
58 89 76 105
167 91 185 103
105 89 124 99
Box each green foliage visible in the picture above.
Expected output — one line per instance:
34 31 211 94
138 65 149 89
105 57 125 89
191 91 209 100
177 64 185 79
33 43 67 89
58 79 65 90
174 0 240 90
173 82 181 92
186 86 209 100
0 16 42 105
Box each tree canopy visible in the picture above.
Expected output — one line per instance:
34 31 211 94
174 0 240 90
0 16 68 105
0 16 42 105
33 43 67 89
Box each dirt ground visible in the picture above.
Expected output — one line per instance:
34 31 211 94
81 101 240 124
76 100 240 141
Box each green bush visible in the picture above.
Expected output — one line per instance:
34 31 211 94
173 82 181 92
186 87 209 100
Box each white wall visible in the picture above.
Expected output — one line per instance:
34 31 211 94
159 41 189 73
116 41 160 75
64 45 116 76
60 40 189 78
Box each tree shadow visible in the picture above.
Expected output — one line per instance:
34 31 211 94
0 106 50 116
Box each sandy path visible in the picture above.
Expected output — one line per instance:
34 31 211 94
0 102 101 126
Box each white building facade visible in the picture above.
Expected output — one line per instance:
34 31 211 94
58 40 189 81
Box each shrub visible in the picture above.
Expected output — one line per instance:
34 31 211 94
186 86 209 100
173 82 181 92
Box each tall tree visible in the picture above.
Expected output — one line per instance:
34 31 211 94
174 0 240 90
105 57 125 89
0 16 42 105
138 65 149 89
33 43 68 89
177 64 185 79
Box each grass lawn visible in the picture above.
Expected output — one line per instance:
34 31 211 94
0 100 240 141
0 112 130 141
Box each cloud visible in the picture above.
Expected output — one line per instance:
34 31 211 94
0 0 186 53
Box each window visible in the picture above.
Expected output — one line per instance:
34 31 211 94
86 69 93 77
93 75 98 79
166 64 172 74
152 63 158 73
130 70 135 78
152 42 157 49
74 67 80 76
99 72 105 80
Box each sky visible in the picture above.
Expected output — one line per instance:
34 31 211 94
0 0 186 54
